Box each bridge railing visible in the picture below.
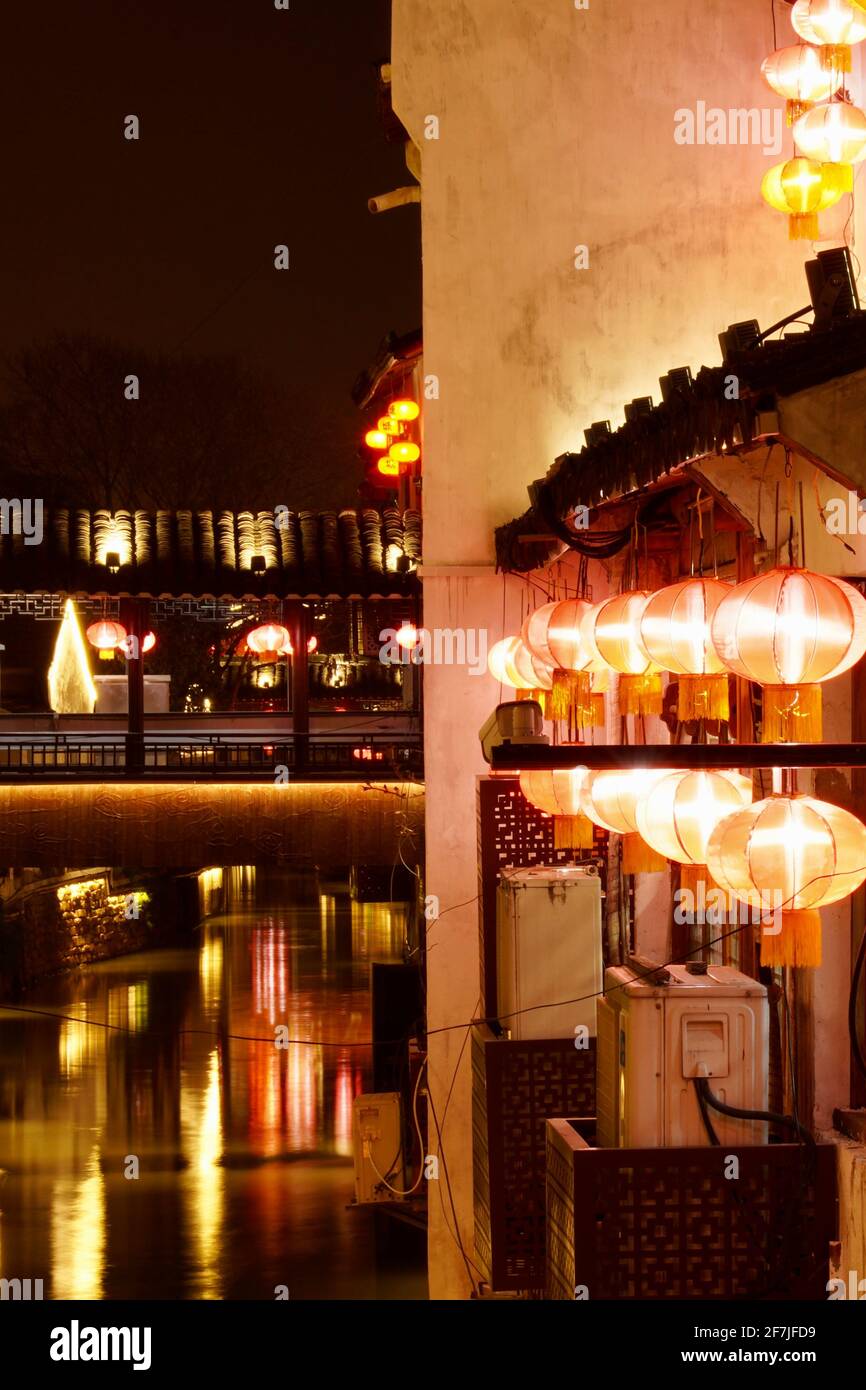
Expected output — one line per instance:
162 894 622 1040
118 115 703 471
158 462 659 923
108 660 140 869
0 732 424 781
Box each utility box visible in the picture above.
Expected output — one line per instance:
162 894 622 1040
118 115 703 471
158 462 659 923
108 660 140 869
496 865 603 1041
352 1092 405 1204
597 963 769 1149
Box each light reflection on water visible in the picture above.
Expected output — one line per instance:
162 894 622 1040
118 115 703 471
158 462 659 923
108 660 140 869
0 874 426 1300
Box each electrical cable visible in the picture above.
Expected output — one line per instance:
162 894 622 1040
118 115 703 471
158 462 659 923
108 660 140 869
6 863 861 1049
694 1075 815 1145
364 1056 429 1198
426 1071 485 1293
848 919 866 1083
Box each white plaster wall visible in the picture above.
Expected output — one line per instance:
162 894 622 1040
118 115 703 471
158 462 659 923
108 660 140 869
390 0 866 1297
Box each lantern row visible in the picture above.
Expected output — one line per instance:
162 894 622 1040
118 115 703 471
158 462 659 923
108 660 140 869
519 764 866 969
760 1 866 238
490 567 866 742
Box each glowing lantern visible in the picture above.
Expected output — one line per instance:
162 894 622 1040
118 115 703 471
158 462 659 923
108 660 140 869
790 0 866 72
583 592 664 716
581 768 671 873
760 156 844 239
306 635 318 654
378 416 404 436
706 794 866 967
389 399 420 421
710 567 866 742
640 578 732 722
635 770 753 896
396 622 419 649
761 43 836 122
390 441 420 464
365 429 389 450
141 631 156 653
487 636 553 703
86 620 127 650
793 100 866 163
519 767 594 849
537 598 593 724
377 457 401 477
246 623 291 656
521 601 560 668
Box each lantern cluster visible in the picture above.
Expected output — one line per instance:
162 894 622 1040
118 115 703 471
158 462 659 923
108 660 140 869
512 566 866 742
518 756 866 969
760 1 866 238
363 399 421 481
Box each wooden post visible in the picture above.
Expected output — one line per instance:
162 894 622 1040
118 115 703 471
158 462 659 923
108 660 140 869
121 598 146 775
286 602 310 776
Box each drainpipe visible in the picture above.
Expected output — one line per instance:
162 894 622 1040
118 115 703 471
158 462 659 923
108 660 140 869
368 186 421 215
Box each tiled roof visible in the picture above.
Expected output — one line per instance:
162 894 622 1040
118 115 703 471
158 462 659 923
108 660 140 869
496 315 866 574
0 506 421 599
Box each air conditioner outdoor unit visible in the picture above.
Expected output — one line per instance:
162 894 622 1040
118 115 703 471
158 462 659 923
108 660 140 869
496 864 603 1041
596 962 769 1149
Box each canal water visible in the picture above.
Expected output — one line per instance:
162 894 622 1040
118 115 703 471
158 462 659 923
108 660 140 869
0 870 427 1300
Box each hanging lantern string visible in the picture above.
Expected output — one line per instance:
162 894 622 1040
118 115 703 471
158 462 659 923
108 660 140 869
799 478 807 569
696 488 705 577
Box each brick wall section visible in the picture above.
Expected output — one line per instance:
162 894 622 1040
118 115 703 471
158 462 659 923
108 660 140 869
0 872 191 996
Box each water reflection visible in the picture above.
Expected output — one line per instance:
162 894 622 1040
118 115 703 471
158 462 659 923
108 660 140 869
0 871 426 1300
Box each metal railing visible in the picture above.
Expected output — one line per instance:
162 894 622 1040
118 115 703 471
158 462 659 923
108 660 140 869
0 731 423 781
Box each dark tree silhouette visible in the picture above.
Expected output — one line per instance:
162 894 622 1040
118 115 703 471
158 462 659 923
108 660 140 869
0 332 352 511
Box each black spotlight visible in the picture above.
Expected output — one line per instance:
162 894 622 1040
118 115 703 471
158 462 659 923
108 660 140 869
624 396 653 423
718 320 761 361
583 420 611 447
659 367 693 402
806 246 861 330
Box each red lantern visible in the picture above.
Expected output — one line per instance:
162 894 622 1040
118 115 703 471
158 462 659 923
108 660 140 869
86 620 127 650
247 623 291 657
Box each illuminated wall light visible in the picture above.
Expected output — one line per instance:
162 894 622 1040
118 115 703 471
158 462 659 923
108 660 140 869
306 634 318 653
95 523 132 569
365 429 389 450
388 399 420 421
142 631 156 653
396 622 419 648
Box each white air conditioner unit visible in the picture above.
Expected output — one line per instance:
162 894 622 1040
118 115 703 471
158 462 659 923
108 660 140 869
496 864 603 1041
597 962 769 1149
352 1092 405 1203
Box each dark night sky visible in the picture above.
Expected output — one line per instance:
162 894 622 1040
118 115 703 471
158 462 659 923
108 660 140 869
0 0 421 507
